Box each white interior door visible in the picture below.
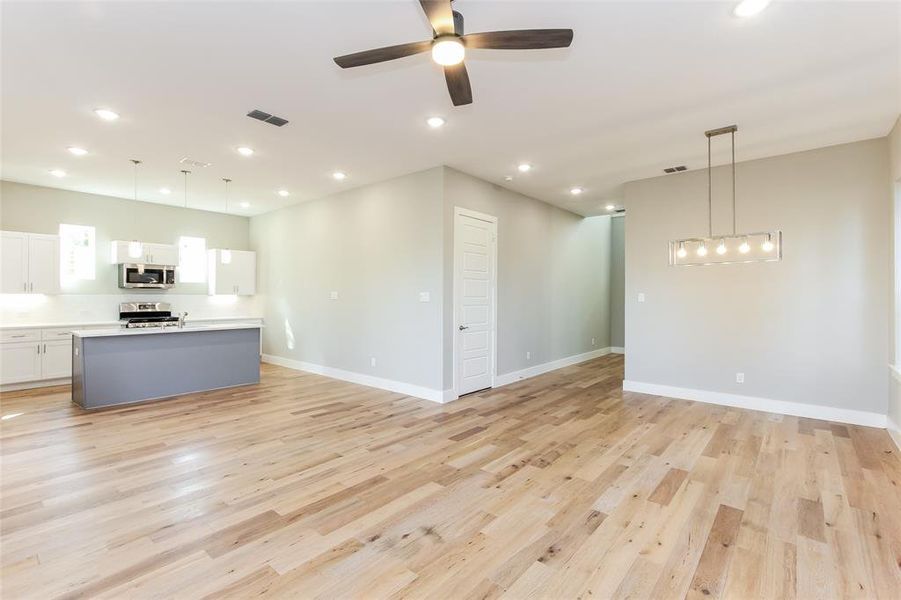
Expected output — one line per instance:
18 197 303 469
454 209 496 396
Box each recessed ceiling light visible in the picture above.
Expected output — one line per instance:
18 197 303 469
570 187 583 196
605 204 615 211
426 116 446 128
49 169 66 178
517 163 532 173
332 171 347 181
277 189 290 197
504 175 513 182
734 0 771 18
159 187 171 195
240 201 250 208
93 108 119 121
67 146 88 156
236 146 254 157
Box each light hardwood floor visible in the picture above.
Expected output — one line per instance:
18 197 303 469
1 355 900 599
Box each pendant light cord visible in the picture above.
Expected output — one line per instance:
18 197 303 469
223 178 232 212
707 135 712 238
131 159 141 202
181 170 191 209
731 130 736 236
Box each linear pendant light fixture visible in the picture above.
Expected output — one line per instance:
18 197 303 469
670 125 781 266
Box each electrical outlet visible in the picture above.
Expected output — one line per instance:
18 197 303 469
591 337 596 346
526 351 531 360
638 292 646 303
329 291 338 300
736 372 744 384
370 357 376 367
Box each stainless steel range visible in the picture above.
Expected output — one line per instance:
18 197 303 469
119 302 180 328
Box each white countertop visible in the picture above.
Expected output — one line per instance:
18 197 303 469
72 322 263 338
1 316 263 330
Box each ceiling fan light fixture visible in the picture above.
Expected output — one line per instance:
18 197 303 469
431 36 465 66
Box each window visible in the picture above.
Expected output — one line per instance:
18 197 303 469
59 224 95 285
178 236 207 283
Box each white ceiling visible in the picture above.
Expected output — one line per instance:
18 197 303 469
2 1 898 217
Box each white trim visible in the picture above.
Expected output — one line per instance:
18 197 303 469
610 346 625 354
1 377 70 392
453 207 498 398
494 347 613 388
261 354 448 403
622 380 887 428
891 363 901 383
888 415 901 452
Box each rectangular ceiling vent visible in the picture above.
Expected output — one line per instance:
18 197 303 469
663 165 688 174
179 157 212 168
247 109 289 127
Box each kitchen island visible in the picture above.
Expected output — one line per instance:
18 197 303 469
71 323 261 409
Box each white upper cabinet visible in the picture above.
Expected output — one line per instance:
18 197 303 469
1 231 59 294
110 240 178 265
208 249 256 296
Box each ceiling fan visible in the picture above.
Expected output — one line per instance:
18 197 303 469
333 0 573 107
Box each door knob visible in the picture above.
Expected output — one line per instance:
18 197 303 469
459 325 469 330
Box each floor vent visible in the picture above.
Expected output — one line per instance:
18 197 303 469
663 165 688 173
247 109 289 127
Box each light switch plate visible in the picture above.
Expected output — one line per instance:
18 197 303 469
736 372 745 384
329 291 338 300
419 292 430 302
638 293 645 303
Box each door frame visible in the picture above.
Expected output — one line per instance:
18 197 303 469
453 207 498 398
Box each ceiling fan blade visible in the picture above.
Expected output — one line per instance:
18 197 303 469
444 62 472 106
419 0 456 35
462 29 574 50
334 40 432 68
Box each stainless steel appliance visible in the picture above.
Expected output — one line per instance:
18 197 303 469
118 264 176 289
119 302 180 328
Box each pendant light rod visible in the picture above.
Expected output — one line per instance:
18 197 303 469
180 169 191 209
704 124 738 237
130 159 142 202
222 178 232 212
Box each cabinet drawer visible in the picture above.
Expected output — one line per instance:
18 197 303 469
1 329 41 343
41 327 74 340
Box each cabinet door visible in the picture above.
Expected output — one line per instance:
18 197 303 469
28 234 60 294
1 231 29 294
41 340 72 379
208 249 236 295
232 250 256 295
0 342 42 384
146 243 178 265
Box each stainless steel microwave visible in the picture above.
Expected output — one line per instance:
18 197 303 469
118 264 176 289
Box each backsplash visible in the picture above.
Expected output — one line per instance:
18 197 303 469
0 294 262 325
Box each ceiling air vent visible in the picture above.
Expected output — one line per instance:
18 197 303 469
179 157 212 168
663 165 688 174
247 109 289 127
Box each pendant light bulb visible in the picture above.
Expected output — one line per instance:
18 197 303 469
739 238 751 254
761 234 774 252
696 242 708 257
716 239 727 255
676 242 687 258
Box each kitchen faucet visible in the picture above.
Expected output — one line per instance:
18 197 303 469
178 311 188 328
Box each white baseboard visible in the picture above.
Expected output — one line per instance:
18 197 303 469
261 354 447 403
1 377 70 392
610 346 625 354
622 380 886 428
888 415 901 452
494 347 613 388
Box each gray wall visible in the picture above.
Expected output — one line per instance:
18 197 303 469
623 138 892 415
442 167 611 389
250 168 446 390
610 215 625 349
888 116 901 437
0 180 249 295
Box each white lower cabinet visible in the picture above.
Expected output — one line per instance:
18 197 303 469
41 340 72 379
0 341 42 384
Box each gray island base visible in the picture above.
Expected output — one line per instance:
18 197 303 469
72 324 261 409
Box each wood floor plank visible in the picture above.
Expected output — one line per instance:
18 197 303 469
1 354 899 599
